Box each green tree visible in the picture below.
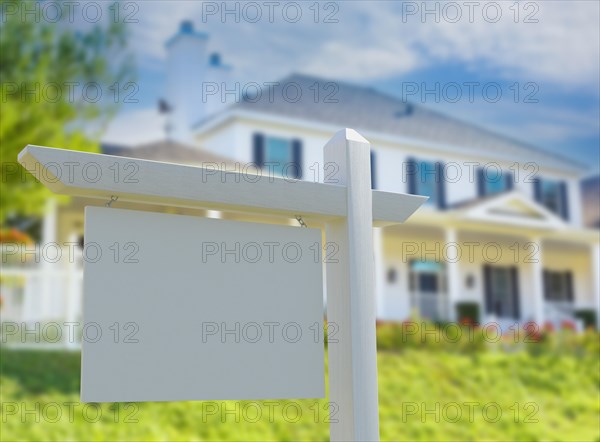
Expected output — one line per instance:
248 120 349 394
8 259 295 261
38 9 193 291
0 0 135 223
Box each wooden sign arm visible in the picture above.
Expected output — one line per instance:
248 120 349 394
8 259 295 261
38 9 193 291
18 145 427 227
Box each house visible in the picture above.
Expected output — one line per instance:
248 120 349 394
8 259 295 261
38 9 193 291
191 70 599 329
2 22 598 341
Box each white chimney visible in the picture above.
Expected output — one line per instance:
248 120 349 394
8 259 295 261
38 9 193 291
165 21 208 142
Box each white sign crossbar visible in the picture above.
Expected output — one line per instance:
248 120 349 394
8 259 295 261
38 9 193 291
18 139 426 226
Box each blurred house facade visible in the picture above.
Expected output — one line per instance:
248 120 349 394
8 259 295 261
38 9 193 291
190 67 599 329
3 22 599 345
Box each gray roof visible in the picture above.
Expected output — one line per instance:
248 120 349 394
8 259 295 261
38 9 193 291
230 73 584 172
102 140 234 165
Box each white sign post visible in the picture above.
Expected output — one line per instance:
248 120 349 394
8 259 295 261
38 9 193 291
324 130 380 441
19 128 426 441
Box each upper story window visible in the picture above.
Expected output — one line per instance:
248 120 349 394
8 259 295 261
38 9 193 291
477 168 514 196
406 158 446 209
265 137 292 177
417 161 437 205
253 133 302 179
533 178 569 220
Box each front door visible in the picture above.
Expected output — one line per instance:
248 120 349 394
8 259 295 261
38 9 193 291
483 265 520 320
409 260 447 321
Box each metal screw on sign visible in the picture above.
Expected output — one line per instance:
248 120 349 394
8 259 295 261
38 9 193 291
295 215 308 228
105 195 119 207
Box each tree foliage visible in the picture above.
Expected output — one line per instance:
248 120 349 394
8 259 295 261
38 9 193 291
0 0 134 222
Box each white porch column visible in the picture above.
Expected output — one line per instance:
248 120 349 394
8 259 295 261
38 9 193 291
445 228 460 322
373 227 386 319
40 198 58 320
65 233 81 348
42 197 58 251
530 237 544 325
65 265 81 349
591 243 600 329
403 259 413 319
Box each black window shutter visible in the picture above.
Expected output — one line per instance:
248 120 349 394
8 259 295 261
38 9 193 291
565 271 574 302
505 171 514 191
406 157 417 194
291 138 303 179
435 162 446 210
543 270 550 301
483 265 493 315
370 150 376 189
559 181 569 221
533 177 542 202
253 133 265 168
477 167 486 197
510 267 520 320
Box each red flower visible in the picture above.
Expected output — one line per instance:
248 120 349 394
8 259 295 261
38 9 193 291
543 321 555 332
0 228 33 244
561 320 576 331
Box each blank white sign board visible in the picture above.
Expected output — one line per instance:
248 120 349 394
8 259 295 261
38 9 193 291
81 207 324 402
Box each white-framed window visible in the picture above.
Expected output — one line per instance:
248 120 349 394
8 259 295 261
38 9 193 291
534 178 569 219
265 137 294 177
543 270 573 303
478 167 513 196
407 159 443 207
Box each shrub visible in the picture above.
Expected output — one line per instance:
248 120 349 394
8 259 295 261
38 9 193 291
574 309 597 330
456 302 480 324
375 318 599 357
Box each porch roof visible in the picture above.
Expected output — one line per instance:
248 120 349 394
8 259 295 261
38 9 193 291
405 190 599 242
102 140 236 167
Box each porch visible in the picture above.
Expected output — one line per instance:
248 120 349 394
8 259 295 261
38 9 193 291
2 193 599 350
375 211 600 330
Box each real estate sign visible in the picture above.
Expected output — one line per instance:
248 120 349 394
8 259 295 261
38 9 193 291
80 207 325 402
20 129 426 440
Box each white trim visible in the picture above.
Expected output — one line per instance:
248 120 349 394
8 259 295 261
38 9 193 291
445 228 460 321
530 237 545 324
592 244 600 328
459 190 568 230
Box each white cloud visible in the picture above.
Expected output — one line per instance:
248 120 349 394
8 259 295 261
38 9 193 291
412 1 600 88
122 1 599 90
303 41 421 80
128 1 206 69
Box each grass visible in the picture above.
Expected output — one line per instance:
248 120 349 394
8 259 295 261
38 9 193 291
1 345 599 441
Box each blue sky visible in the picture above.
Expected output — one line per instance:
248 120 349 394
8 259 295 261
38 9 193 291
101 1 599 172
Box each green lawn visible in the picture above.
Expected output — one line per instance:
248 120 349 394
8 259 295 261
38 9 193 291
1 347 598 441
